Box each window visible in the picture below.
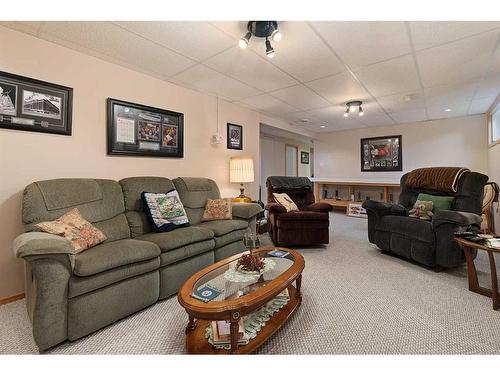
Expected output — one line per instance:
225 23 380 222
491 104 500 144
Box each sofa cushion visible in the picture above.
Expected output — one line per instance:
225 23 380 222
160 239 215 267
69 257 160 298
74 239 161 277
277 211 329 221
138 226 214 252
141 189 189 232
377 215 435 244
201 198 232 221
196 219 248 236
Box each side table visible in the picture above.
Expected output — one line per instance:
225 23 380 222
455 236 500 310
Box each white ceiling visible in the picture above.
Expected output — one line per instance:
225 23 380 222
2 21 499 133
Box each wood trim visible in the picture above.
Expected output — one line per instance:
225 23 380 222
0 293 25 306
487 94 500 147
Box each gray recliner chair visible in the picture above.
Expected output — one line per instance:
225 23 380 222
362 170 488 268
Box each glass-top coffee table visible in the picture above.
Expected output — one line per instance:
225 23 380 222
177 245 305 354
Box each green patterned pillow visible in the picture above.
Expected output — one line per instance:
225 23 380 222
417 193 454 213
141 189 189 232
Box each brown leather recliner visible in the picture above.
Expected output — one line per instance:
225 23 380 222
266 176 332 246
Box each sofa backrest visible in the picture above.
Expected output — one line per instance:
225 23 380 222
266 176 315 209
173 177 220 225
23 178 130 242
119 176 176 237
399 171 488 215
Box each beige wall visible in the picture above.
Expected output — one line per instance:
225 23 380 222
314 115 489 181
0 27 262 298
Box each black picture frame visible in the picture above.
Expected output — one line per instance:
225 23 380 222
0 71 73 135
360 135 402 172
300 151 310 164
107 98 184 158
227 123 243 150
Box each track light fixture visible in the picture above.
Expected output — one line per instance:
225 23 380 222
239 21 281 58
344 101 364 118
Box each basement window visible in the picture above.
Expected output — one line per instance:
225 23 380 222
490 100 500 146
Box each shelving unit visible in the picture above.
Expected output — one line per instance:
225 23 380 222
312 178 401 212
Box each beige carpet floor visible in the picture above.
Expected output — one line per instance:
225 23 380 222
1 212 500 354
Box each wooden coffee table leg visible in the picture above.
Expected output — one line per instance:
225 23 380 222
487 251 500 310
464 246 480 292
185 315 196 334
230 320 239 354
295 274 302 302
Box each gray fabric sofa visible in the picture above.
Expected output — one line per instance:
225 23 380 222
13 176 262 351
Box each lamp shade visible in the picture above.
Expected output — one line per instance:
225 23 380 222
230 157 254 183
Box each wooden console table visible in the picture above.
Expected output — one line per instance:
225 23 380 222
312 178 400 210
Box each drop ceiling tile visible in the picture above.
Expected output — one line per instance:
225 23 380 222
0 21 42 36
468 97 496 114
209 21 248 40
417 30 499 87
281 111 321 124
409 21 500 51
389 108 428 124
377 91 426 113
247 22 345 82
237 94 297 116
203 46 298 92
473 73 500 99
307 106 367 130
172 64 261 101
270 84 330 110
355 55 420 97
312 21 411 68
426 102 469 119
114 21 235 61
40 22 195 78
306 72 369 105
360 113 396 127
424 81 478 108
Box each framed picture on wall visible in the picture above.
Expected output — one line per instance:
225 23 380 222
227 123 243 150
300 151 310 164
361 135 402 172
0 71 73 135
107 98 184 158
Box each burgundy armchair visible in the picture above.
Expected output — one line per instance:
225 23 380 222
266 176 332 246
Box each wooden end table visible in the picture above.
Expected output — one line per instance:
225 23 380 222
455 236 500 310
177 246 304 354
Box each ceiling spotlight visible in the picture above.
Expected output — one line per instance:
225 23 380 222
344 101 363 118
320 125 326 128
265 39 275 58
239 31 252 49
444 108 452 112
239 21 280 56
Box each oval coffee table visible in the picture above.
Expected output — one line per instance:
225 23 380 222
177 245 304 354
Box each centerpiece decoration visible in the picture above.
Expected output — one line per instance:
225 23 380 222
236 253 265 273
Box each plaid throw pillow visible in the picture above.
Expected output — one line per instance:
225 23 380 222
35 208 107 253
201 198 233 221
141 189 190 232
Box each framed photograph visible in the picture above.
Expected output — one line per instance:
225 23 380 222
347 203 368 218
0 71 72 135
301 151 310 164
361 135 402 172
227 123 243 150
107 98 184 158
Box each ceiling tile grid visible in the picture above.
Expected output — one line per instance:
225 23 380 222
2 21 500 134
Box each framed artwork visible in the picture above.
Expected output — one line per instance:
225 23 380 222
0 71 73 135
227 123 243 150
347 202 368 218
360 135 402 172
107 98 184 158
300 151 310 164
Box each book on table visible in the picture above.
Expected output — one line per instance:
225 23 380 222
211 320 247 345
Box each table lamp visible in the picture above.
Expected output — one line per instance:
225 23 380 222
230 156 254 203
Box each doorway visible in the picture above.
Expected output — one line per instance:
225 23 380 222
285 144 298 177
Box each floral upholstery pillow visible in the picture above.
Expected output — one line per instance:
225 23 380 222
201 198 233 221
273 193 299 212
35 208 107 253
141 189 190 232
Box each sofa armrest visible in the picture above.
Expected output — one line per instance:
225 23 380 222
232 202 263 220
432 210 482 229
13 232 76 269
304 202 332 213
265 202 287 214
362 200 407 217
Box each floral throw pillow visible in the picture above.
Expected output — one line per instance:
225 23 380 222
273 193 299 212
35 208 107 253
141 189 190 232
201 198 233 221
